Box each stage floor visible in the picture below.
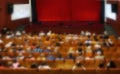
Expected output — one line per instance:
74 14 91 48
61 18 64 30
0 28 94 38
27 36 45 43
25 21 104 34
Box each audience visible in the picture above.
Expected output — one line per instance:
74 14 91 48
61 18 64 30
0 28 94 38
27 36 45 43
0 29 119 69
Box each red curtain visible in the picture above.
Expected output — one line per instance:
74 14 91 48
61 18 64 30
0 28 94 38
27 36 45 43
36 0 101 21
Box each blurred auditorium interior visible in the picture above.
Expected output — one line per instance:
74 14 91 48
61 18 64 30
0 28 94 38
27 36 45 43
0 0 120 74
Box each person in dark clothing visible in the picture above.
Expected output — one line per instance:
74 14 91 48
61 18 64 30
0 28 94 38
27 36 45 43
97 61 105 69
67 53 75 60
1 27 10 35
72 60 86 70
106 60 116 69
30 63 38 68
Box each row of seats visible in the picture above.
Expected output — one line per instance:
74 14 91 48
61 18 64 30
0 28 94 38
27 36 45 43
0 68 120 74
1 59 120 68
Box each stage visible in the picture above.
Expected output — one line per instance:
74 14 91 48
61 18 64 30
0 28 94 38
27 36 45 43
25 21 104 34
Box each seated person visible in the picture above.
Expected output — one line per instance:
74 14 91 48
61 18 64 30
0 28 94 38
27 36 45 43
96 61 106 70
16 53 25 60
31 63 38 68
76 53 84 60
80 30 85 36
12 60 20 69
106 60 116 69
27 54 35 60
84 38 92 46
15 31 22 37
94 53 104 60
32 46 43 52
43 46 52 53
107 38 114 46
5 31 14 39
17 64 26 69
102 39 113 47
5 41 13 48
53 46 60 53
94 44 103 55
46 53 55 60
38 61 50 69
55 52 64 60
93 33 98 41
39 31 45 36
85 31 91 37
72 60 86 70
2 55 12 60
1 26 10 35
67 53 76 60
47 30 52 36
36 53 46 61
85 46 94 60
76 47 83 55
101 30 109 39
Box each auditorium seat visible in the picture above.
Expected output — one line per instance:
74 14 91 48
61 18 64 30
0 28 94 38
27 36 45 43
96 69 109 74
54 60 65 69
60 69 72 74
46 60 56 68
23 69 40 74
114 59 120 68
49 68 61 74
109 69 120 74
111 53 120 59
25 60 37 68
64 59 75 69
38 69 49 74
14 69 26 74
2 69 15 74
84 60 95 68
73 68 95 74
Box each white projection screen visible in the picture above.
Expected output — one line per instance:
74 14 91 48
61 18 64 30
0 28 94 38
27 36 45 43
11 4 30 21
105 3 117 21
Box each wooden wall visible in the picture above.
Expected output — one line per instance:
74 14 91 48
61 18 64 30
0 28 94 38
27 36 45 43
0 0 29 31
107 0 120 36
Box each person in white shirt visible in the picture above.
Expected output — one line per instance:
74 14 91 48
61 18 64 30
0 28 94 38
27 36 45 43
16 31 22 37
39 31 45 36
47 30 52 36
5 42 13 48
38 61 51 69
85 31 91 36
